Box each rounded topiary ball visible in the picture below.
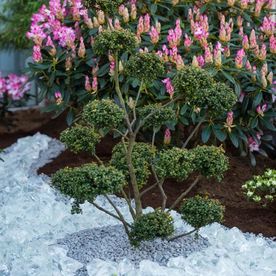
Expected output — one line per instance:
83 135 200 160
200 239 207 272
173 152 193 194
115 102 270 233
191 145 229 181
95 0 125 15
203 82 237 118
154 147 194 181
52 164 126 213
125 52 165 84
82 99 125 129
93 29 137 56
129 209 174 246
180 195 225 229
138 103 176 129
60 125 101 154
173 66 214 106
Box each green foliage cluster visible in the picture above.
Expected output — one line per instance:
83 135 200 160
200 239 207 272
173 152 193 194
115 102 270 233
180 196 225 229
154 147 194 181
173 66 214 105
138 104 176 129
95 0 125 15
110 142 156 188
191 146 229 181
60 125 101 154
125 53 165 84
173 66 236 117
82 99 124 130
52 164 126 213
93 29 137 56
204 83 237 118
242 169 276 205
129 209 174 246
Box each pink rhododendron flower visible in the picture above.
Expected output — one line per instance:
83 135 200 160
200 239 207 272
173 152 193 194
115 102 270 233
249 29 257 49
269 35 276 54
78 37 86 58
33 45 43 63
239 92 245 103
204 46 213 63
164 128 171 145
109 61 116 77
184 34 193 49
144 14 151 33
137 16 144 36
235 49 246 69
197 55 205 67
248 137 260 152
5 74 30 100
260 16 274 36
54 91 63 105
162 78 174 99
85 76 92 92
149 26 160 44
242 35 249 50
92 76 98 93
258 44 267 60
256 104 268 116
225 111 235 132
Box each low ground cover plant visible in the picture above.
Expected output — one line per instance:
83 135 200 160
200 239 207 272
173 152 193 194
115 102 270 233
27 0 275 162
51 25 231 246
242 169 276 206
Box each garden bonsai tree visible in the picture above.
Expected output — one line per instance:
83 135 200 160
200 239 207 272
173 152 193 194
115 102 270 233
51 24 233 246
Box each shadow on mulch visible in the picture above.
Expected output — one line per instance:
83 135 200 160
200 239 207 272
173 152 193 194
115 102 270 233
1 110 275 237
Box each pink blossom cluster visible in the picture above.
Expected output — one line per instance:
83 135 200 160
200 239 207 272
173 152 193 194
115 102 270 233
0 73 31 101
27 0 93 62
248 131 263 152
189 7 209 47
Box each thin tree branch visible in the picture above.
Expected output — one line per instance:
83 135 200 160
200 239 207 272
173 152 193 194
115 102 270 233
91 201 121 221
114 53 133 134
182 118 205 148
169 175 202 210
93 153 103 165
121 188 136 220
168 229 197 241
130 82 143 128
151 130 157 147
151 165 167 210
140 182 158 197
104 195 132 236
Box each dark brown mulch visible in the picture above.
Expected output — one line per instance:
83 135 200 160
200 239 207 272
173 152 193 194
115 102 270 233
1 109 276 237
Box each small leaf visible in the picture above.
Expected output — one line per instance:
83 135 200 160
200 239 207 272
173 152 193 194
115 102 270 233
213 127 227 142
249 152 256 167
201 126 211 143
229 132 239 148
66 110 74 126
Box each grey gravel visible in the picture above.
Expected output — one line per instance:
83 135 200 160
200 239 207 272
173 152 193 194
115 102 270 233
58 224 209 276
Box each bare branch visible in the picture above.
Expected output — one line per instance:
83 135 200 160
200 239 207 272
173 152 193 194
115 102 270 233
169 175 202 210
182 118 205 148
168 229 197 241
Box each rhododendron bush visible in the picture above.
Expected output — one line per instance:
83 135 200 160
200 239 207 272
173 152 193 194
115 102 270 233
0 73 31 118
27 0 276 162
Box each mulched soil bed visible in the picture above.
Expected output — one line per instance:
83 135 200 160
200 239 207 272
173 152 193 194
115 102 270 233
1 110 275 237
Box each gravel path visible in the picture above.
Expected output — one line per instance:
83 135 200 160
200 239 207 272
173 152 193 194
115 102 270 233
58 225 208 270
